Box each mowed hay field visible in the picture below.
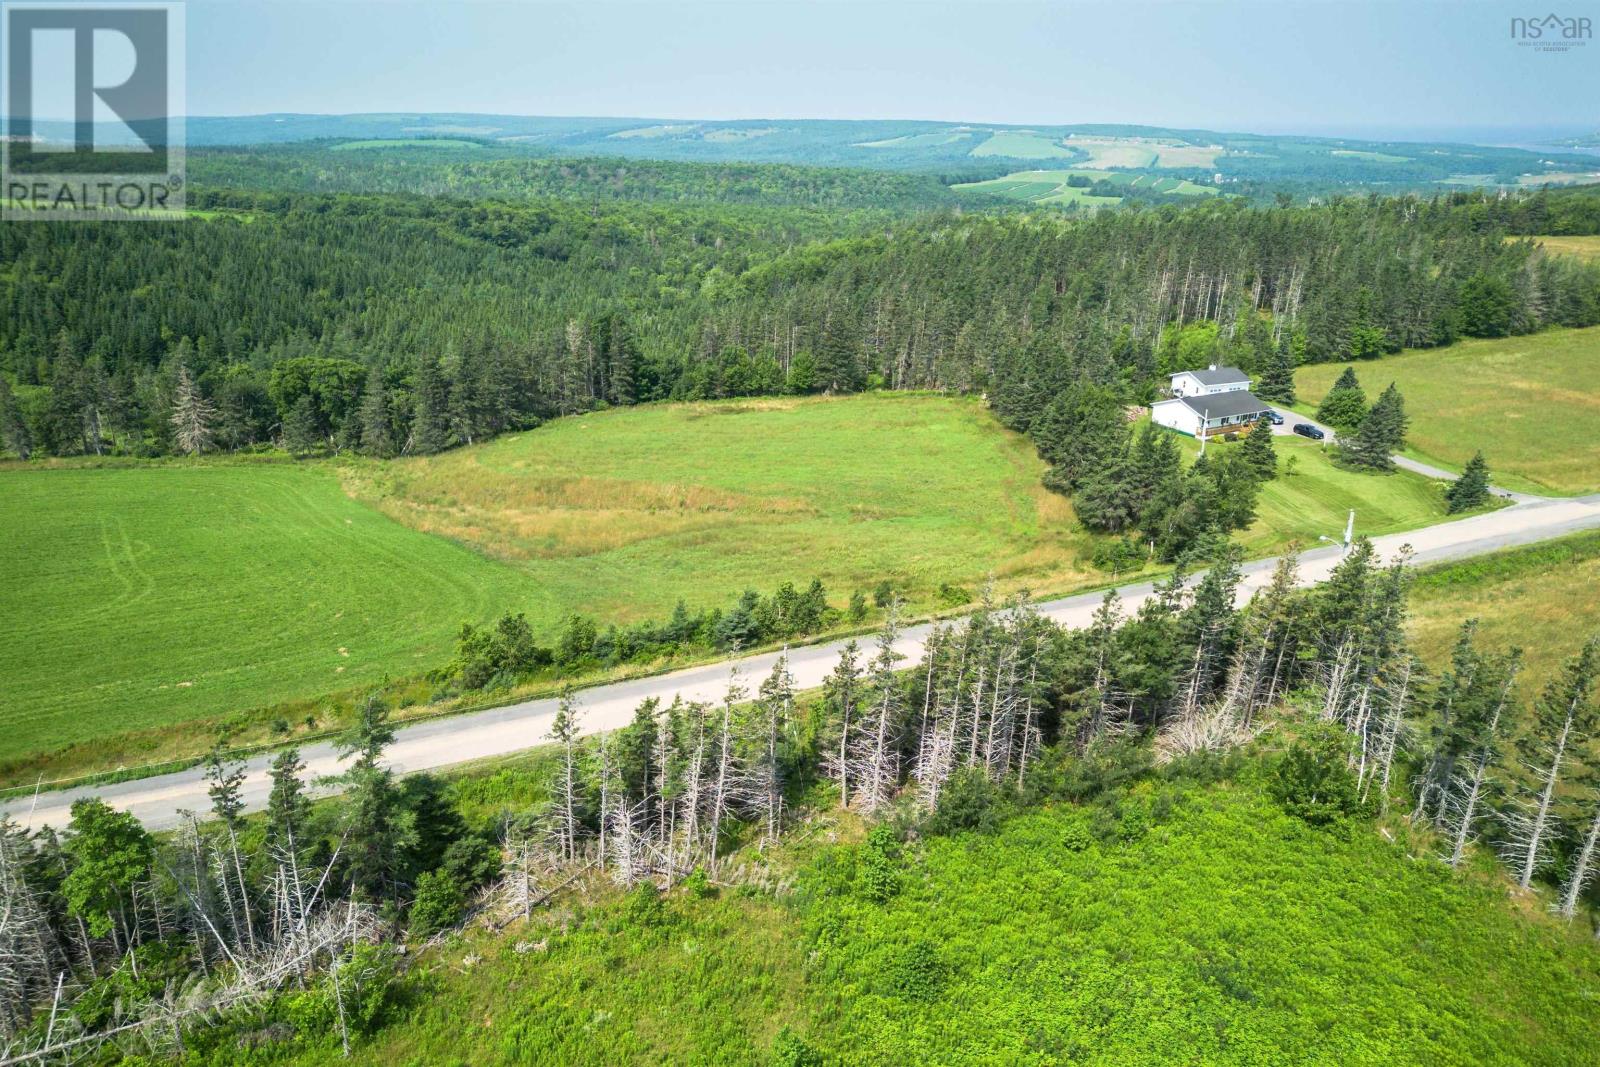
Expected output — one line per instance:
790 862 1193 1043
348 394 1095 632
1295 326 1600 495
0 463 538 766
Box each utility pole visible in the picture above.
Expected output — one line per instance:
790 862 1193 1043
1319 509 1356 555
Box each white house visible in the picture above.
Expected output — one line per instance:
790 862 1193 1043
1168 364 1250 399
1150 365 1272 438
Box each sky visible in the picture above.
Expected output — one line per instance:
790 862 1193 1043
181 0 1598 140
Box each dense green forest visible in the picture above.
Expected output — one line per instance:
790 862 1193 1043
3 537 1599 1062
4 181 1599 468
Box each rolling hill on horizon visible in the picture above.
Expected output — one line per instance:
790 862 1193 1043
40 111 1600 188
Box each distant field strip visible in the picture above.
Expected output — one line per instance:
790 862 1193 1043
0 464 538 759
954 169 1217 206
1295 326 1600 495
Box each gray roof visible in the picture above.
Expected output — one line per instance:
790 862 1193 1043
1175 365 1250 386
1177 391 1271 420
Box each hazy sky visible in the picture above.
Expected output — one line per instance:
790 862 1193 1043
186 0 1599 138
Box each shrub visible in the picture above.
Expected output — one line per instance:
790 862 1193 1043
681 865 716 899
858 824 903 903
1270 728 1365 828
886 938 945 1000
924 766 1006 836
409 869 466 937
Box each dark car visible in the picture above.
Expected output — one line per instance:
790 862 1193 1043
1293 422 1326 440
1264 410 1284 426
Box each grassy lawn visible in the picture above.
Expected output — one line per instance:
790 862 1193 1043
1409 530 1600 691
1179 432 1468 552
970 131 1076 158
347 394 1100 631
0 462 539 767
1295 326 1600 496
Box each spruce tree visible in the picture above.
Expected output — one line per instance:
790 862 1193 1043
357 367 395 458
409 356 450 455
1254 336 1297 404
1315 366 1368 431
1340 382 1406 470
1239 416 1278 478
169 365 216 456
1445 451 1491 513
0 375 33 459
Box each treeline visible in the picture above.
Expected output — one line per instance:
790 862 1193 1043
4 188 1600 460
447 577 848 693
1440 184 1600 237
188 147 995 212
5 538 1599 1060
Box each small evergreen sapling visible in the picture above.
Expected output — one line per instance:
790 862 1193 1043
1445 451 1492 513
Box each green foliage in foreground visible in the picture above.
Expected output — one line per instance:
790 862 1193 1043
237 773 1600 1066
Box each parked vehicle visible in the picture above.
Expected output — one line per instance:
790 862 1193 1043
1293 422 1326 440
1265 410 1284 426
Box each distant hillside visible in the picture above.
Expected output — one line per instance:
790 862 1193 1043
149 113 1600 187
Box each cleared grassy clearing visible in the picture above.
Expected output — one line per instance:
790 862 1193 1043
1295 327 1600 495
1532 234 1600 262
1331 148 1410 163
348 394 1100 632
1409 530 1600 690
0 462 539 764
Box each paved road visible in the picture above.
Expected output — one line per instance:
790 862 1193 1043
8 491 1600 834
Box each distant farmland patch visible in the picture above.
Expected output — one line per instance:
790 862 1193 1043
971 131 1078 159
1065 134 1222 169
609 124 699 139
331 138 482 150
1330 148 1410 163
854 128 979 149
953 168 1218 207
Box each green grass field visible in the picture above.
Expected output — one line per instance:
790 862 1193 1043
291 784 1600 1065
3 396 1475 779
0 462 538 767
970 131 1076 159
348 394 1096 631
1532 234 1600 262
1295 327 1600 495
1409 530 1600 690
954 168 1217 207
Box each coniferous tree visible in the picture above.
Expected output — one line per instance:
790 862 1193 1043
338 693 407 898
1506 637 1599 889
1254 336 1298 404
1239 416 1278 478
1315 366 1368 431
170 365 216 456
357 367 395 458
409 356 450 455
1445 451 1492 513
281 394 321 456
0 375 32 459
1340 383 1407 470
